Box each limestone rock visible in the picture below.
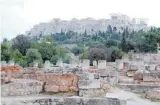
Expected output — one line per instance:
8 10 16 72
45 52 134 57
145 89 160 100
155 65 160 71
1 79 43 96
45 85 59 93
126 70 136 77
59 86 69 92
143 71 160 82
133 70 143 80
43 74 78 93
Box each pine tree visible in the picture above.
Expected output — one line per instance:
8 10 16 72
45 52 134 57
107 25 112 33
121 29 127 52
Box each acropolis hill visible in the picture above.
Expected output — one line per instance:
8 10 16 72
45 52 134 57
26 13 148 37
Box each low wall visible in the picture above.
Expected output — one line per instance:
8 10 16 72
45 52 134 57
79 88 106 97
1 97 126 105
11 67 79 93
1 79 43 96
23 73 79 93
145 89 160 100
117 83 160 93
143 72 160 82
41 74 78 93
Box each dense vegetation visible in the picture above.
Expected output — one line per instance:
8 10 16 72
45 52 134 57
1 26 160 67
1 35 70 67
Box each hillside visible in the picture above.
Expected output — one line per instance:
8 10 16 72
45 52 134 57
26 13 148 37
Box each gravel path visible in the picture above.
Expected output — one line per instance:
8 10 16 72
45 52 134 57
105 89 160 105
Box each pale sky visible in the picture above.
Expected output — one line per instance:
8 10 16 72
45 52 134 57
1 0 160 40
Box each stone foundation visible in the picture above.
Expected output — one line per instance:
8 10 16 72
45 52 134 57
12 69 79 93
143 72 160 82
117 83 160 93
1 97 126 105
79 88 106 97
1 79 43 96
145 88 160 100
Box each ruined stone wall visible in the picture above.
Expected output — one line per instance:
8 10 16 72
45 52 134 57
1 97 126 105
79 88 106 97
22 73 78 93
145 89 160 100
1 65 22 84
1 79 43 96
12 67 79 93
40 73 78 93
143 71 160 82
117 84 160 93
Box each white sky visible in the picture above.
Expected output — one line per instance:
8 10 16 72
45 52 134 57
1 0 160 40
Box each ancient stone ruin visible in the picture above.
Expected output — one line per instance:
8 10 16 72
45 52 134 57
1 54 160 105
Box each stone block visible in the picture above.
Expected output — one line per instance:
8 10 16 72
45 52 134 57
143 71 160 82
59 86 69 92
117 84 160 93
133 70 143 80
94 74 99 79
145 89 160 100
126 70 136 77
155 65 160 71
45 85 59 93
129 65 138 71
1 79 43 96
98 60 106 69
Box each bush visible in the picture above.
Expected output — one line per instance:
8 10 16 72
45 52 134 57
63 56 70 64
79 50 88 59
19 59 28 67
50 55 59 65
110 47 124 61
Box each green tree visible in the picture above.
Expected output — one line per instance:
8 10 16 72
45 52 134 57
56 47 68 58
88 45 107 62
1 43 11 62
42 35 53 43
79 50 88 59
11 50 24 62
143 32 158 52
26 49 42 66
12 34 30 55
10 49 28 67
50 55 59 65
121 30 127 52
110 47 124 61
37 42 56 61
71 47 84 56
62 55 70 64
107 25 112 33
105 39 118 48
